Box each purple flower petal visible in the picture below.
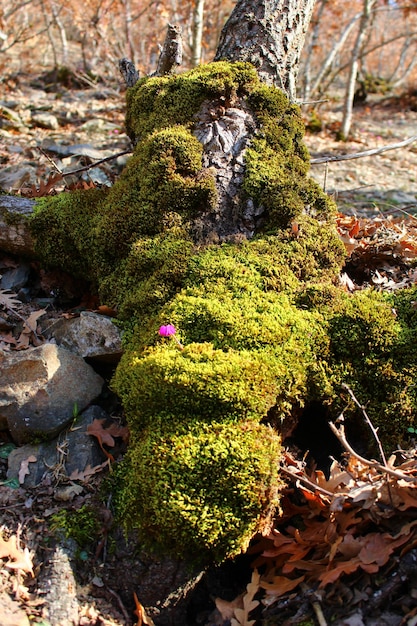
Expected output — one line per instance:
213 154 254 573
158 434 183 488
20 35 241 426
159 324 177 337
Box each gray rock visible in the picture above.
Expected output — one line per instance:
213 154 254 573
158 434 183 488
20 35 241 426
7 405 108 487
31 112 59 130
0 262 31 291
0 105 25 131
0 344 104 443
45 311 123 363
0 166 35 192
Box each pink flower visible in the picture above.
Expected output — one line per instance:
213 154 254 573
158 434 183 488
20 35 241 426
159 324 177 337
158 324 184 350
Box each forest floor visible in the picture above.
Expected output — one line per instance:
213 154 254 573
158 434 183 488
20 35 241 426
1 74 417 626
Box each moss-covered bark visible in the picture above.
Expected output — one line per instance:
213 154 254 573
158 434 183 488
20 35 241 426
27 61 417 564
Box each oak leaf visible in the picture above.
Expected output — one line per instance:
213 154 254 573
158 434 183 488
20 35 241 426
69 460 110 482
260 574 305 597
232 570 260 626
18 454 37 484
30 172 63 197
0 289 21 310
215 595 244 621
87 418 129 460
318 558 364 587
0 533 33 575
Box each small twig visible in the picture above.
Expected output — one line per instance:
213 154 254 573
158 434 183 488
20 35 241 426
300 584 327 626
323 160 328 193
298 99 329 106
5 307 40 341
61 149 132 177
311 133 417 164
106 587 131 622
37 147 63 174
328 419 416 482
341 383 387 466
280 466 335 498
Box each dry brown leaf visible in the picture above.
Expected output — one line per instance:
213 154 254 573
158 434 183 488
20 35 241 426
0 332 17 346
260 574 305 597
0 289 21 310
30 172 63 197
231 570 261 626
133 592 155 626
69 460 110 482
359 532 411 566
215 595 244 621
14 309 47 349
18 454 37 484
87 418 129 461
318 558 363 588
0 533 33 575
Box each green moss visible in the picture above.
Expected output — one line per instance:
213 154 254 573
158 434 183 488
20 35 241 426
26 60 417 564
30 188 107 281
50 505 100 554
95 126 216 264
297 286 417 448
113 420 282 563
125 61 259 143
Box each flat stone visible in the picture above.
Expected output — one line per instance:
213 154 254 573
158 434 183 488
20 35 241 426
31 112 59 130
45 311 123 363
0 263 31 292
7 405 108 487
0 344 104 443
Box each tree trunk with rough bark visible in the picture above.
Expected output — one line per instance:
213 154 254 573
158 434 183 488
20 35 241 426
214 0 316 100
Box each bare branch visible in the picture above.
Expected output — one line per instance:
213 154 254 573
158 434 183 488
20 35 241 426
328 420 416 482
155 23 183 77
341 383 388 466
310 134 417 164
62 150 132 177
118 57 140 87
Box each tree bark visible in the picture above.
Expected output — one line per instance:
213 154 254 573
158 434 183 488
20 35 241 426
0 195 36 256
214 0 316 100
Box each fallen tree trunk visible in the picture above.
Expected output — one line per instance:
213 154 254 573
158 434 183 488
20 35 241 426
0 195 36 256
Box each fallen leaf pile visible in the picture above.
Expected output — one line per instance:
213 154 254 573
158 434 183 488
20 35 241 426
251 430 416 616
336 212 417 290
212 414 417 624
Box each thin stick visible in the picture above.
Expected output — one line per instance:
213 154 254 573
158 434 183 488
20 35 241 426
341 383 387 466
37 147 63 174
328 420 416 482
61 150 132 177
5 307 40 341
280 466 335 497
311 134 417 164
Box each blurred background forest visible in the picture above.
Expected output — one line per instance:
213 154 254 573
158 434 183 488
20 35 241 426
2 0 417 103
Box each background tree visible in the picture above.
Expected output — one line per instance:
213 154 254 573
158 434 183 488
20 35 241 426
215 0 316 100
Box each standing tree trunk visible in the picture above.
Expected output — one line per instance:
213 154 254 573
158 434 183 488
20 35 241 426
214 0 316 100
340 0 376 139
191 0 205 66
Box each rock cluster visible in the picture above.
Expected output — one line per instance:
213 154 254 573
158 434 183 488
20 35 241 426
0 256 123 485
